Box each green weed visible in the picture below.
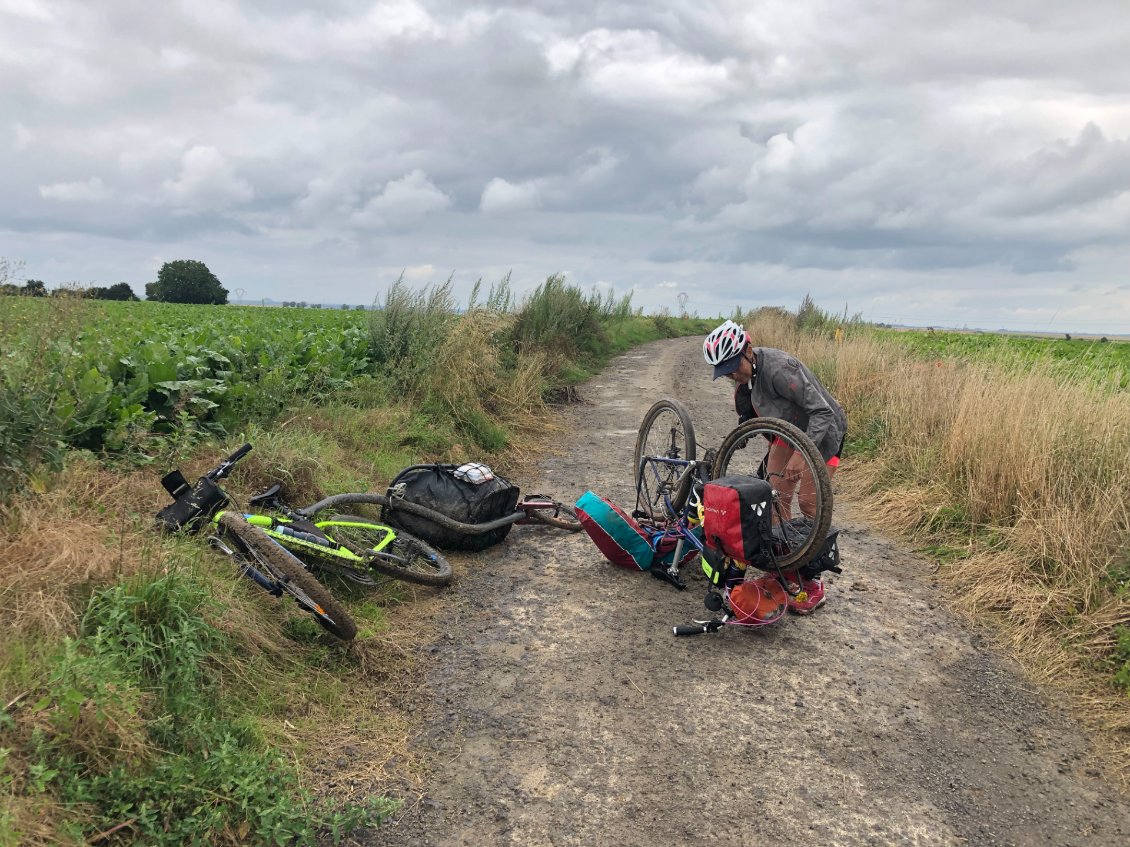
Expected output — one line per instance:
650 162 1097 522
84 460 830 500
11 569 392 845
1113 626 1130 694
368 275 458 395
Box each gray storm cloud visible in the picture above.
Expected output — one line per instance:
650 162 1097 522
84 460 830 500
2 0 1128 332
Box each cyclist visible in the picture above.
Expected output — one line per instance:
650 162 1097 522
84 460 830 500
702 319 847 614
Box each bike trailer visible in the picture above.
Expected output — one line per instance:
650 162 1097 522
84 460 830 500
382 462 521 551
701 474 775 568
575 491 655 570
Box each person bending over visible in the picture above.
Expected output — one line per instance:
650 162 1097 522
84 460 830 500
703 319 847 614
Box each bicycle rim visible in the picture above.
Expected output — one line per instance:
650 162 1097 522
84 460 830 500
633 398 696 520
320 516 454 587
711 418 833 570
216 512 357 641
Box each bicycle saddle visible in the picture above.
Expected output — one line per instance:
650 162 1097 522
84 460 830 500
249 484 282 507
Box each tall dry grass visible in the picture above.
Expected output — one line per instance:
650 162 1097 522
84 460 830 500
426 306 555 455
745 304 1130 778
0 457 163 639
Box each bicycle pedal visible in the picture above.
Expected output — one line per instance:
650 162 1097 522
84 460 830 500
650 567 686 591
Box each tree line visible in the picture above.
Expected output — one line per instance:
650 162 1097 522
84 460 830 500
1 259 228 304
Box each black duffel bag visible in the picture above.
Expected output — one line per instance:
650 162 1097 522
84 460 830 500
382 463 521 551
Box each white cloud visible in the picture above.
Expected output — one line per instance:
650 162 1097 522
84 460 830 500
551 28 732 111
0 0 53 21
480 178 540 213
350 170 451 230
2 1 1130 332
12 122 34 151
161 146 253 211
39 177 108 201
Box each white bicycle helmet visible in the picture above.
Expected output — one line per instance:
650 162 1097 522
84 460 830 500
703 320 749 379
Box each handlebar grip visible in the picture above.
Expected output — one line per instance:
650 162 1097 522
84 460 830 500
227 443 253 464
673 623 708 636
207 443 253 482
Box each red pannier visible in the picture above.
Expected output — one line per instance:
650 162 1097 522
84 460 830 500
701 475 775 567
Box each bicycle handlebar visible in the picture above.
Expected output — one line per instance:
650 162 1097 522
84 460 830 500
673 619 726 636
208 443 252 481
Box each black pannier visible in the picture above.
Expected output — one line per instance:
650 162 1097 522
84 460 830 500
382 463 520 551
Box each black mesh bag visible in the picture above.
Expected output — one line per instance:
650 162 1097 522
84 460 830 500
382 463 521 551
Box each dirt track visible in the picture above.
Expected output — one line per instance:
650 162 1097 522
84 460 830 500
371 337 1130 847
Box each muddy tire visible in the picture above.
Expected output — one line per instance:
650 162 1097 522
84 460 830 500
320 516 454 587
217 511 358 641
523 501 583 531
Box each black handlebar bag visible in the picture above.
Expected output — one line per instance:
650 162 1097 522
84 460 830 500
382 463 520 551
701 475 775 568
156 473 229 532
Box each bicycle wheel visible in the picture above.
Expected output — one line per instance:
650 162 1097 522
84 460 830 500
317 516 454 587
522 500 583 531
633 398 696 520
216 512 357 641
711 418 833 570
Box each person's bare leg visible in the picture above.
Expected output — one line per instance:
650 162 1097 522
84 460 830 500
798 462 836 519
765 440 798 521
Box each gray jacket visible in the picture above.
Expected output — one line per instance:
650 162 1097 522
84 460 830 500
733 347 847 462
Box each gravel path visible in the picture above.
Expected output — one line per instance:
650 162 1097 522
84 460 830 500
369 337 1130 847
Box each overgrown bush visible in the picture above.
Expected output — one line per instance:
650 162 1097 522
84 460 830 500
368 276 458 396
510 274 631 361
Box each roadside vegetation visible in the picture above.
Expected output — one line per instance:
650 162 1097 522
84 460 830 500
4 275 1128 842
741 298 1130 782
0 273 712 846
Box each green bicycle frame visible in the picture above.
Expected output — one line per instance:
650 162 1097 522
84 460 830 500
215 512 397 563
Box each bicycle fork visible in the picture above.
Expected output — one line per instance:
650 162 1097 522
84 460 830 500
209 535 285 597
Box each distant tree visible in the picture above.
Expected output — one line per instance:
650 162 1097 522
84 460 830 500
90 282 138 301
1064 333 1071 341
23 279 47 297
146 260 228 304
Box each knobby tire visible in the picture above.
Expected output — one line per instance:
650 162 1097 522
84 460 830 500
524 501 583 531
217 512 357 641
633 398 697 520
322 516 454 587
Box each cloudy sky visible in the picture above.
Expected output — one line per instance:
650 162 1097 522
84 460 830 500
3 0 1129 333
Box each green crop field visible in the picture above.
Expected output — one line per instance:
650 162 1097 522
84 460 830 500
869 326 1130 389
1 299 373 452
